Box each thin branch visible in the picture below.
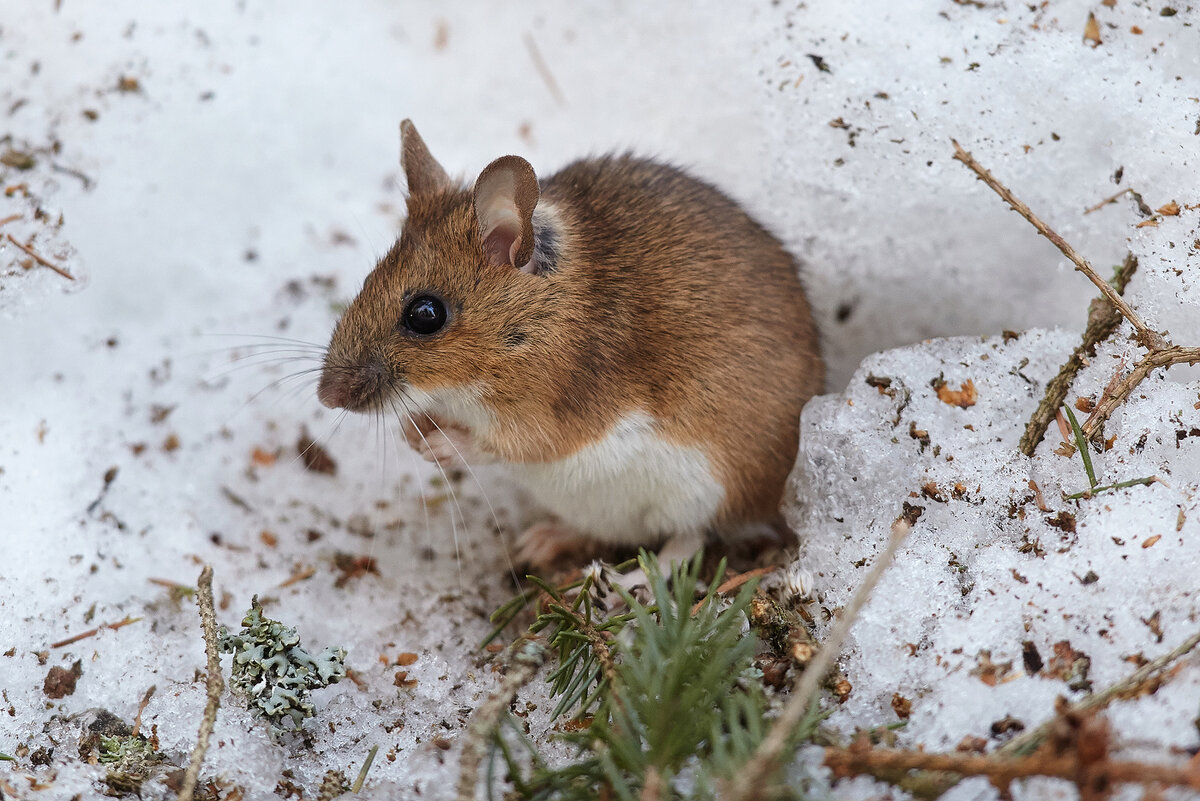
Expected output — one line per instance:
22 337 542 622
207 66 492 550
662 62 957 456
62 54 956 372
726 511 916 801
131 684 156 737
455 639 547 801
50 616 142 648
1081 346 1200 439
1018 254 1137 456
178 566 224 801
1066 475 1158 501
1083 187 1133 215
5 233 75 281
950 140 1165 350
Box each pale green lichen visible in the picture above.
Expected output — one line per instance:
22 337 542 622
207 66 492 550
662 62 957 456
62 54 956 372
218 597 346 734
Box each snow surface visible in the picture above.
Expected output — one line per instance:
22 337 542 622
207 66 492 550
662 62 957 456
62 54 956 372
1 2 1198 800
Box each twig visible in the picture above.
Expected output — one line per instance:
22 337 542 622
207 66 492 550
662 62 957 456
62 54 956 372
50 616 141 648
131 684 156 737
351 744 378 793
951 140 1165 350
178 566 224 801
0 214 21 227
50 162 93 189
455 638 547 801
1018 255 1137 456
522 32 566 106
5 233 75 280
691 566 778 615
1083 187 1133 215
1066 476 1158 500
726 510 916 801
1081 346 1200 440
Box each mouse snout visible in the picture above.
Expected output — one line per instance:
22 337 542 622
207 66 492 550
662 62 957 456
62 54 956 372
317 358 390 411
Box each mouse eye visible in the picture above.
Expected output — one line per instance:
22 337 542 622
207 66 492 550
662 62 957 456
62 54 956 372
402 295 448 336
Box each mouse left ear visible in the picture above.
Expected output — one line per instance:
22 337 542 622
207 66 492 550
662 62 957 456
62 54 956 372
473 156 539 272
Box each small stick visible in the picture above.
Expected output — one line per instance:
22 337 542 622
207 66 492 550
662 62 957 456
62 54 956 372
522 32 566 106
726 512 915 801
351 744 379 793
1081 346 1200 440
691 566 778 615
0 213 21 227
51 616 142 648
951 140 1165 350
455 639 547 801
5 233 75 280
1083 187 1133 215
1066 475 1158 500
131 684 157 737
278 564 317 588
178 566 224 801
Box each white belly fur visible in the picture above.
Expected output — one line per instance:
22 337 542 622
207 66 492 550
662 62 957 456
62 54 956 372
507 412 725 544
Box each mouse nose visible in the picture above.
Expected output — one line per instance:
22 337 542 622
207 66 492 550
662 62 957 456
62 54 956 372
317 359 389 411
316 372 352 409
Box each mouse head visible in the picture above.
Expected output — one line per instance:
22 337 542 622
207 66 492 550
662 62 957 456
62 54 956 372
317 120 555 420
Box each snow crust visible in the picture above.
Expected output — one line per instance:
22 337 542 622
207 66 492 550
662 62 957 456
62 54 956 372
786 326 1200 797
1 2 1197 800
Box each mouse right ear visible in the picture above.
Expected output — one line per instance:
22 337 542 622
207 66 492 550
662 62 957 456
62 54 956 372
473 156 540 272
400 119 451 196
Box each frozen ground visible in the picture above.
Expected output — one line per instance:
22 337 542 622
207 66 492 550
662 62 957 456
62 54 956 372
1 2 1198 800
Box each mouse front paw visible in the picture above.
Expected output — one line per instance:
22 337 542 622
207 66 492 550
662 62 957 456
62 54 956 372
514 520 602 572
403 414 481 469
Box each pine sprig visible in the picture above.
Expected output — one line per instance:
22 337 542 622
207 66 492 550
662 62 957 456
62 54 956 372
485 551 823 799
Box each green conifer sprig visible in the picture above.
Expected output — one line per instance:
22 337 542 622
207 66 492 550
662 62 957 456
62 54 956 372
484 552 824 799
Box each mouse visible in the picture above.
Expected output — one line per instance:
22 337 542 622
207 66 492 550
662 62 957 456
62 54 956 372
317 119 824 574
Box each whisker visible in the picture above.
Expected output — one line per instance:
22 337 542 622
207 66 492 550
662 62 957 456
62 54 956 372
195 332 327 348
391 398 469 596
384 399 435 569
419 412 520 591
202 355 324 384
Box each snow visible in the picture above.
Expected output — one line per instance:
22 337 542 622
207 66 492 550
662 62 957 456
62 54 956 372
2 2 1198 800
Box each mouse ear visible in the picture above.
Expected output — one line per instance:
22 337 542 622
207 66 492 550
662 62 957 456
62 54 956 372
473 155 539 272
400 119 451 196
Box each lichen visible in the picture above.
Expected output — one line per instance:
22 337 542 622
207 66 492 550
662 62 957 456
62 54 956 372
218 597 347 734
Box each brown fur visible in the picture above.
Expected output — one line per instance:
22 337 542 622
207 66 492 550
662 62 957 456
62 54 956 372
318 124 824 533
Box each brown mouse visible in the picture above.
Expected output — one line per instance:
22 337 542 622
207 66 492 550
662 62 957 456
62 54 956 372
317 120 823 571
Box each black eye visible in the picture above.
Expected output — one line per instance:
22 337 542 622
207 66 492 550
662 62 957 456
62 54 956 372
402 295 447 336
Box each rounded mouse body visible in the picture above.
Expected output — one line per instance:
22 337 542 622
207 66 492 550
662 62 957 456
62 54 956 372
318 121 823 564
